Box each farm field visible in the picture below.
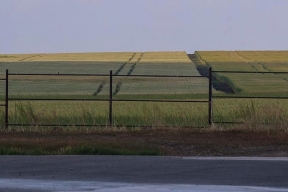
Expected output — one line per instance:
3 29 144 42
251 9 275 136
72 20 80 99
0 52 210 98
0 51 198 75
194 51 288 96
0 51 288 128
0 52 211 128
1 51 288 156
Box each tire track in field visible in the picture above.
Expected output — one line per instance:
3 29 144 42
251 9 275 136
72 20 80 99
93 53 137 96
93 80 107 96
234 52 270 72
0 55 10 67
235 52 288 83
113 52 144 96
0 54 42 72
18 54 42 62
0 54 42 69
232 51 251 63
114 53 136 75
127 52 143 75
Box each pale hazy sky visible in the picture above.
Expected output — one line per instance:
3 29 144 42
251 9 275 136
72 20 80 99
1 0 288 54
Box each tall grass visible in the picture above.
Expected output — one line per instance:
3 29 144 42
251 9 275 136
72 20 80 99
0 108 4 126
1 101 209 129
1 99 288 131
213 99 288 131
9 101 109 127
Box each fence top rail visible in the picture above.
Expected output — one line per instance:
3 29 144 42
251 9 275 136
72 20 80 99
212 70 288 74
113 74 207 78
8 98 209 103
6 73 207 78
7 71 288 76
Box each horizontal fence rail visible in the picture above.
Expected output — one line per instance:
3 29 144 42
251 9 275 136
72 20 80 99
9 73 209 78
8 98 209 102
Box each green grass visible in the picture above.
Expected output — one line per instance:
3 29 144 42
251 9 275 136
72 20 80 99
213 99 288 125
2 101 209 128
2 99 287 129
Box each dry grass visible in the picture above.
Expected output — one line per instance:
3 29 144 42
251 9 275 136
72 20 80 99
140 51 191 63
236 51 288 63
2 101 208 128
0 54 39 62
0 51 191 63
0 52 135 62
196 50 288 71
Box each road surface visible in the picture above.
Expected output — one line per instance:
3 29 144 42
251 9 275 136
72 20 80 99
0 156 287 191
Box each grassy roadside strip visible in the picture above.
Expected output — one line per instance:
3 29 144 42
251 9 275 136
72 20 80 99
0 126 287 156
0 130 164 155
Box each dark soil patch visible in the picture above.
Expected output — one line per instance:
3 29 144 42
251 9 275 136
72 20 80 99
187 54 235 94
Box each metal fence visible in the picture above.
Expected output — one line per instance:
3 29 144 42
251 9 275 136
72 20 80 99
1 68 288 128
1 69 212 128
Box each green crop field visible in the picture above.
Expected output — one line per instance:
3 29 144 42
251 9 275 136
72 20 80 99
0 51 198 74
195 51 288 97
0 51 210 98
0 51 288 128
193 51 288 127
195 51 288 73
0 51 211 128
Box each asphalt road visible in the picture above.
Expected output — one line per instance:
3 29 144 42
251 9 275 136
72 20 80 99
0 156 287 191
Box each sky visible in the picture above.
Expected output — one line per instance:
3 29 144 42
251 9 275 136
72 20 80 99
1 0 288 54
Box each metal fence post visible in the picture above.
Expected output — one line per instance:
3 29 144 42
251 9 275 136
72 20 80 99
208 67 213 126
109 70 113 127
5 69 8 129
